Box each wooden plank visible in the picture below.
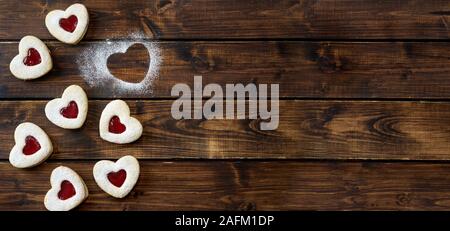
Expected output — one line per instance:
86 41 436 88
1 0 450 40
2 41 450 99
2 160 450 210
1 100 450 160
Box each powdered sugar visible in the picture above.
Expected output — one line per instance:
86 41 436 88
77 33 162 95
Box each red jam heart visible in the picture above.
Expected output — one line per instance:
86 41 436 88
59 15 78 33
58 180 76 200
109 116 126 134
22 136 41 155
107 169 127 187
60 101 79 119
23 48 41 66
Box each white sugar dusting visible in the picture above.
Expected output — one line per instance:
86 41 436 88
76 32 162 95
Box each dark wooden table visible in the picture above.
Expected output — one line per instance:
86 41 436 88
2 0 450 210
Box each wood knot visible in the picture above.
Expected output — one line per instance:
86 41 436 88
135 101 145 115
158 0 174 15
318 55 349 74
140 17 162 39
191 56 214 73
401 70 413 80
312 43 350 74
305 105 342 137
131 190 144 198
396 193 412 206
238 201 257 211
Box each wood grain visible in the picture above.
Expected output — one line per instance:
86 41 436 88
2 41 450 99
1 100 450 160
2 0 450 212
1 0 450 40
2 160 450 211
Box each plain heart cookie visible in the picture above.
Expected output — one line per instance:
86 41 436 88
9 122 53 168
45 85 88 129
93 155 140 198
9 36 52 80
45 3 89 44
44 166 88 211
99 100 143 144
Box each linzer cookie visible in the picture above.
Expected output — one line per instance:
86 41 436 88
45 85 88 129
44 166 88 211
45 3 89 44
9 122 53 168
99 100 143 144
93 155 140 198
9 36 52 80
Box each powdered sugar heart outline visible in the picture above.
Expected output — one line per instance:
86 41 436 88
77 33 162 95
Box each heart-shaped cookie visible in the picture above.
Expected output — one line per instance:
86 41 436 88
9 36 52 80
45 85 88 129
93 155 140 198
45 3 89 44
99 100 143 144
44 166 88 211
9 122 53 168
